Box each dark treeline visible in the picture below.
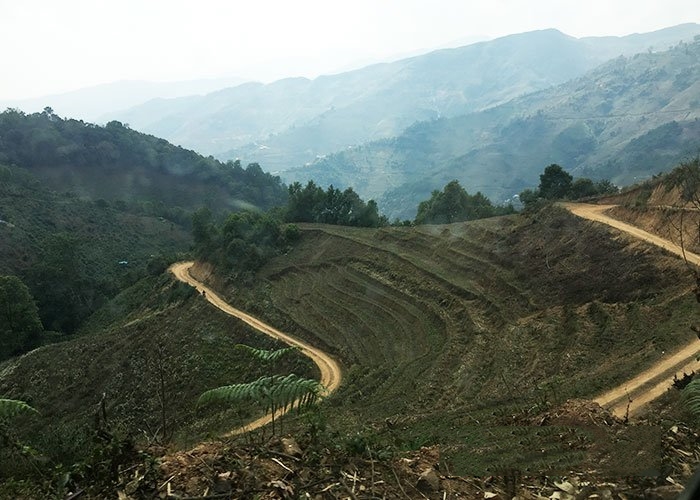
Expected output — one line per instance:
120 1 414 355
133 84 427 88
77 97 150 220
414 180 515 225
191 181 386 282
520 164 618 208
192 208 299 283
286 181 386 227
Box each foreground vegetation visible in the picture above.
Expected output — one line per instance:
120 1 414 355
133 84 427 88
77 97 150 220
2 181 700 494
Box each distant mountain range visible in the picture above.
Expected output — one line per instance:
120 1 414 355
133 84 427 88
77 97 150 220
4 24 699 221
287 36 700 219
105 23 700 174
0 77 247 122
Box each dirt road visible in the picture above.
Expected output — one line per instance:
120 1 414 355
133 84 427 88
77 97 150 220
170 261 342 436
562 203 700 417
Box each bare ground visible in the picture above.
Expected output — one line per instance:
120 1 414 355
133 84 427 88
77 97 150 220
562 202 700 418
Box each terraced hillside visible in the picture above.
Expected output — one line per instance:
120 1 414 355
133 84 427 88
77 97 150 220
211 207 698 473
3 204 697 478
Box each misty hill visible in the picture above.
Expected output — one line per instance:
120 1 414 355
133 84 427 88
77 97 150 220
287 36 700 219
108 24 700 171
0 77 248 123
0 108 287 214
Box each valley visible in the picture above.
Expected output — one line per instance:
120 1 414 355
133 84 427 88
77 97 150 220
2 15 700 498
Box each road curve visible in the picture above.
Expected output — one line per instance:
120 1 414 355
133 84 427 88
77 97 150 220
170 261 342 436
561 203 700 418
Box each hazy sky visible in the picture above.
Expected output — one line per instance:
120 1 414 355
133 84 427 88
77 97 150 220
1 0 698 100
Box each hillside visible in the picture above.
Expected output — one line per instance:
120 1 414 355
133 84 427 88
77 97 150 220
0 163 192 335
3 188 700 494
289 36 700 219
0 108 287 214
593 159 700 256
107 24 700 170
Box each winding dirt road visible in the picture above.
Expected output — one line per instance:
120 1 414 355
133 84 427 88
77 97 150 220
173 204 698 424
562 203 700 418
170 262 342 436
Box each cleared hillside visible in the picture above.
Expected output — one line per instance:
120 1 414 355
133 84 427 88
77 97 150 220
198 207 696 474
2 197 698 482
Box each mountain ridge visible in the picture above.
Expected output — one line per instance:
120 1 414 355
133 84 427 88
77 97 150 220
285 35 700 219
105 24 700 170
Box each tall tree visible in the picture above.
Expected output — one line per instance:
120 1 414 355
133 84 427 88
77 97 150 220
0 275 43 360
538 164 573 199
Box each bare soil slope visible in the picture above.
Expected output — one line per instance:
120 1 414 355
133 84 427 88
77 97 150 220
563 202 700 418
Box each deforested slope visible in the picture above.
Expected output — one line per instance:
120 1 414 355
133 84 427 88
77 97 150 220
2 204 696 478
213 208 695 473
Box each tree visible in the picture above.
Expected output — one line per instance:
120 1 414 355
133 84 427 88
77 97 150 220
415 180 510 224
25 233 102 333
191 207 217 256
0 276 43 360
521 165 618 208
539 164 573 199
570 178 597 199
286 181 325 222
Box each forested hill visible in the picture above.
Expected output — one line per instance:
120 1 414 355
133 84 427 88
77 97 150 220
0 108 287 212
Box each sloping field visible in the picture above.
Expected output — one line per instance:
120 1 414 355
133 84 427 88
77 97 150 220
217 208 698 473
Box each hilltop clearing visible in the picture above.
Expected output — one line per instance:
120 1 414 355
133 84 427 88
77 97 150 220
185 206 694 475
